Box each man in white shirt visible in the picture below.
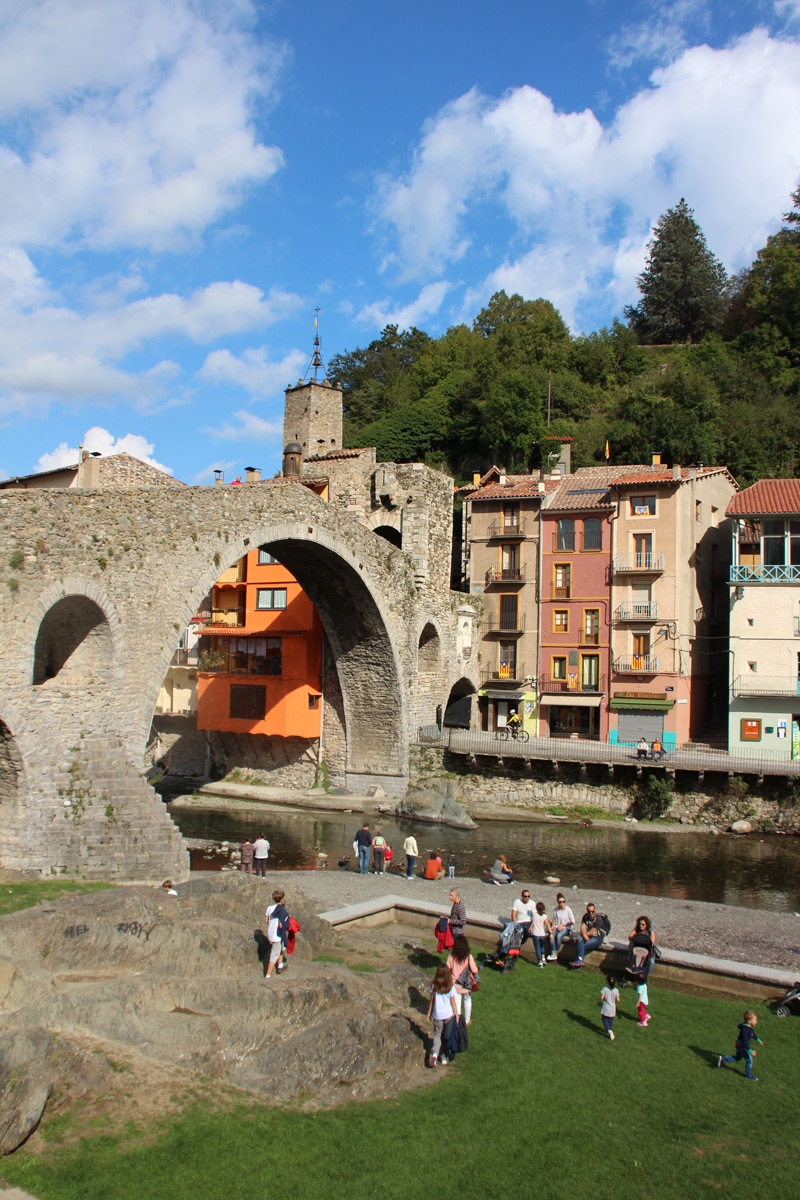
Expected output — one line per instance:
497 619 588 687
548 892 576 960
501 889 535 949
253 834 270 878
403 834 419 879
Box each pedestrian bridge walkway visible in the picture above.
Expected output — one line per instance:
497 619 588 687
415 727 800 779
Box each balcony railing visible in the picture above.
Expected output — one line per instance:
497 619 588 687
732 674 800 697
481 662 526 683
613 655 659 673
614 602 659 622
553 533 575 552
209 608 246 627
730 564 800 584
613 553 666 573
483 613 526 634
170 647 199 667
581 629 601 645
486 565 525 585
539 674 606 694
487 519 527 539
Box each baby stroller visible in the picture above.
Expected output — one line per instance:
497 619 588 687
484 923 523 974
775 981 800 1018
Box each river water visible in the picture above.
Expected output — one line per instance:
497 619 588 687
168 802 800 914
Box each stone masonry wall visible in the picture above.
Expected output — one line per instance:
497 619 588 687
0 480 464 877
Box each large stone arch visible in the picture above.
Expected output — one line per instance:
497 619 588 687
137 515 411 788
443 676 478 729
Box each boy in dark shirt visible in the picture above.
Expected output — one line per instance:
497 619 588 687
718 1010 762 1080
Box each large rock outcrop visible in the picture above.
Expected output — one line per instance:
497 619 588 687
396 777 477 829
0 874 430 1149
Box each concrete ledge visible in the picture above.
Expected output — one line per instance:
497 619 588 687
318 894 799 995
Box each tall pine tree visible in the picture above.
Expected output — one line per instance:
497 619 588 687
625 198 727 344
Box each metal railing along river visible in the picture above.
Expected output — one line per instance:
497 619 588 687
415 726 800 778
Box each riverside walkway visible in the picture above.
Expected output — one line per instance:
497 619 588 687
417 726 800 779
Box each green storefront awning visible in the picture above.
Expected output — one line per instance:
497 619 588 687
610 698 675 711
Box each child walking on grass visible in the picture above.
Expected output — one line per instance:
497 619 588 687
427 965 459 1068
718 1011 762 1081
636 981 650 1026
600 974 620 1041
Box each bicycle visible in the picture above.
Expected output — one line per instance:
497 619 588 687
495 726 530 743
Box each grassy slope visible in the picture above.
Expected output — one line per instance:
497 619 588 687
2 956 794 1200
0 881 112 918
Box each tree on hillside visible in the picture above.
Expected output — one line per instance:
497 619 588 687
328 324 433 431
625 199 727 344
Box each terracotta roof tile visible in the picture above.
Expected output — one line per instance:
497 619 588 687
727 478 800 516
467 475 563 501
305 447 367 462
611 465 735 487
545 466 637 512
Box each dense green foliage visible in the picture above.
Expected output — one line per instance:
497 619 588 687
330 193 800 485
4 960 794 1200
625 198 727 344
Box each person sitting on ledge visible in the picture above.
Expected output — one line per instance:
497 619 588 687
489 854 513 885
650 737 664 762
424 853 446 880
636 737 649 760
572 902 607 968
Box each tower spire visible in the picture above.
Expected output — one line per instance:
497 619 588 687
303 307 326 383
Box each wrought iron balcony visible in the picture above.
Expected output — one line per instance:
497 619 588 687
486 564 525 585
487 519 527 539
614 602 659 622
732 674 800 697
208 608 246 627
483 613 526 634
553 533 575 551
613 553 666 573
481 661 526 684
538 674 606 694
613 655 659 673
730 564 800 584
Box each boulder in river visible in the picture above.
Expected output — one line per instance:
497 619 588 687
396 778 477 830
730 819 754 834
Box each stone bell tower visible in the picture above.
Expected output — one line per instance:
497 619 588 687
282 379 343 457
282 309 343 456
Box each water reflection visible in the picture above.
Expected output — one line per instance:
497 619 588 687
169 803 800 913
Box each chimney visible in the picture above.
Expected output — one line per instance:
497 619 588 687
244 466 261 484
472 473 481 486
672 464 681 481
499 472 507 486
214 469 225 487
652 453 662 466
283 442 302 477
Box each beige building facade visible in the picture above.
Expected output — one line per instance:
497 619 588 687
608 465 736 750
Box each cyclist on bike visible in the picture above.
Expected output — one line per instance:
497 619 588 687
507 710 522 738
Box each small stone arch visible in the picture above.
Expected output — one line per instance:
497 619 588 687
33 595 112 686
0 718 24 808
443 677 476 729
373 525 402 548
418 621 440 673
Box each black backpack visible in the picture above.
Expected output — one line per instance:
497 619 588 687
596 913 612 938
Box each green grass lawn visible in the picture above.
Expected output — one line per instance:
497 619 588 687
1 956 795 1200
0 880 112 917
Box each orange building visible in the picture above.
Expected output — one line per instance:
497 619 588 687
194 544 323 738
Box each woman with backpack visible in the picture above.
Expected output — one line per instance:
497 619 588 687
264 888 290 978
627 915 657 976
446 935 479 1026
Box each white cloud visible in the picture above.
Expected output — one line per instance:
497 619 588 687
608 0 710 69
775 0 800 29
0 253 302 409
0 0 285 252
193 458 239 483
374 29 800 329
357 281 451 331
198 346 307 397
206 410 283 442
36 425 172 473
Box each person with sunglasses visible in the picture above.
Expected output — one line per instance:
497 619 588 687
547 893 576 961
500 888 535 951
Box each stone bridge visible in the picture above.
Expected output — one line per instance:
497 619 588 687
0 480 476 881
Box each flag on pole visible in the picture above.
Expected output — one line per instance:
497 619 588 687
604 439 610 460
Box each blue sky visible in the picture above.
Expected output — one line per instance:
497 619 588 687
1 0 800 483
